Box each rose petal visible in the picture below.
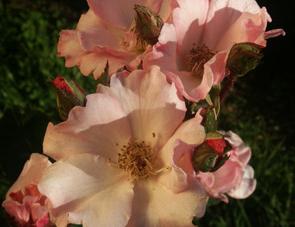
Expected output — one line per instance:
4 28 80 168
38 154 130 207
127 179 207 226
101 66 186 150
6 154 50 196
87 0 168 29
39 153 133 227
228 165 256 199
43 93 131 161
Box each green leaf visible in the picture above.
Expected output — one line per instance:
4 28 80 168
227 42 263 77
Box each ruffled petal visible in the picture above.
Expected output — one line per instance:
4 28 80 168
228 165 256 199
43 93 131 161
127 179 207 227
6 154 51 196
160 114 205 164
87 0 171 29
158 115 205 192
76 10 122 50
159 140 195 193
198 0 264 49
57 30 84 68
211 160 242 194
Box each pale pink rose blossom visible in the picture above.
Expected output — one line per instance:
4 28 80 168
144 0 285 101
38 66 208 227
170 131 256 203
2 154 52 227
58 0 176 79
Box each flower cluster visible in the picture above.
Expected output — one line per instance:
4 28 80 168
3 0 284 226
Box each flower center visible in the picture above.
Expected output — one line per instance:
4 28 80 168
186 44 215 75
118 140 154 180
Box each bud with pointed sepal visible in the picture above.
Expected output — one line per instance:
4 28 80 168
134 4 163 45
52 76 86 120
227 42 263 77
192 132 232 172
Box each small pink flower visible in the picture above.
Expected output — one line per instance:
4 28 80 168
39 66 208 226
144 0 285 101
2 154 52 227
171 131 256 203
58 0 176 79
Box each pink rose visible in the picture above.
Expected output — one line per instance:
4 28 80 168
2 154 52 227
58 0 177 79
144 0 285 101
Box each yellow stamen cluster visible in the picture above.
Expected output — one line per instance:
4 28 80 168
118 141 154 180
186 44 215 74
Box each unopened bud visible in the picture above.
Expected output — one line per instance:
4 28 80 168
192 143 218 172
52 76 86 120
192 133 231 172
134 4 163 45
227 42 263 77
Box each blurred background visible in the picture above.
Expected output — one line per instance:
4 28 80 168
0 0 294 226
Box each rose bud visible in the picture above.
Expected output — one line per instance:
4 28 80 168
134 4 163 45
192 132 231 172
52 75 86 120
227 42 263 77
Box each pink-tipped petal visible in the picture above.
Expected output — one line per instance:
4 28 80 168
158 116 205 192
265 28 286 39
6 154 51 195
159 140 195 193
228 165 257 199
160 114 205 165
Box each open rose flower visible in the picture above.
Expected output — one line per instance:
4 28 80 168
58 0 176 79
144 0 285 101
170 131 256 203
2 154 52 227
197 131 256 202
38 66 208 227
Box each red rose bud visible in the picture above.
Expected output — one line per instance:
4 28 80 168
192 131 232 172
134 4 163 45
52 75 86 120
206 138 227 155
227 42 263 77
52 76 73 94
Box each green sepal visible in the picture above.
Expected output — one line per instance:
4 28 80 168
134 4 163 45
97 63 110 86
192 143 218 172
206 131 223 140
203 108 218 133
227 42 263 77
209 85 221 116
210 153 230 172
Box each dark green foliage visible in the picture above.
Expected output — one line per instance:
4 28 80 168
0 0 96 120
